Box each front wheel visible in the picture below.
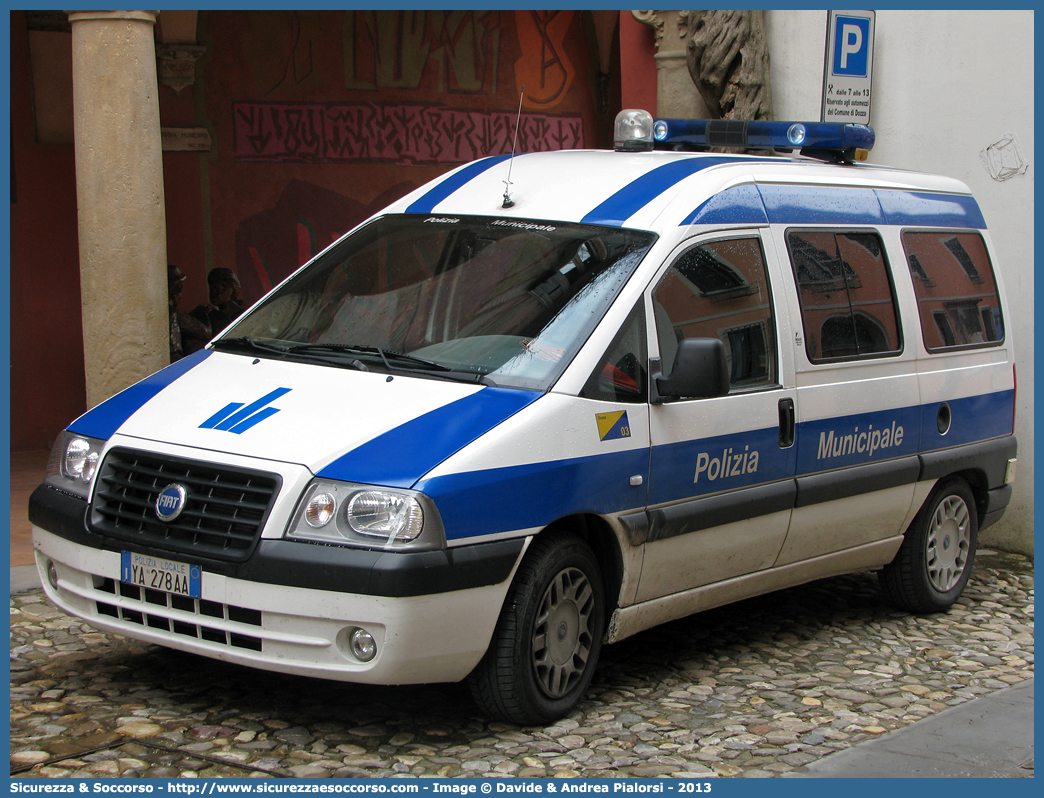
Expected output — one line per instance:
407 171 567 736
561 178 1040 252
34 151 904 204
467 532 605 725
879 478 978 613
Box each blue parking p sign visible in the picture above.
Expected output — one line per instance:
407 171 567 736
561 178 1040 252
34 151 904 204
832 16 870 77
822 10 875 125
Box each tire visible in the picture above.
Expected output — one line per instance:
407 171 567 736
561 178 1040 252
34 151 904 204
879 478 978 613
467 532 605 725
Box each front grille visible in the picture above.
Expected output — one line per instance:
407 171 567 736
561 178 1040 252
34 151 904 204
95 577 263 651
89 448 281 562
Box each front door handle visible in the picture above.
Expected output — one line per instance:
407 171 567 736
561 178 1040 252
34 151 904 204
778 398 795 448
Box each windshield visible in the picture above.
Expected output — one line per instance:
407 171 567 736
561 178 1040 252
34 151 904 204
220 215 656 391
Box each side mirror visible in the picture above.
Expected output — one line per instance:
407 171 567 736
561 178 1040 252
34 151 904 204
652 337 730 403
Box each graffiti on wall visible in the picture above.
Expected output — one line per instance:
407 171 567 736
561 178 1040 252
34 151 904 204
514 11 575 108
267 11 314 95
224 9 592 306
345 11 502 95
233 102 583 165
343 10 580 109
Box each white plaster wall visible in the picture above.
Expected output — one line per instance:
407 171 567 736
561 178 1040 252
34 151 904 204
767 10 1034 554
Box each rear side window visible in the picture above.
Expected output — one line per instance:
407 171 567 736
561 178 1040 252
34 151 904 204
902 231 1004 351
653 236 777 390
787 230 901 362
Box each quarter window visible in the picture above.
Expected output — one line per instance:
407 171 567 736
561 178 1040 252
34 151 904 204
653 237 777 390
902 231 1004 351
581 304 647 403
787 230 901 361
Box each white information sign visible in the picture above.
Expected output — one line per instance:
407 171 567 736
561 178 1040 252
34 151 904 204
821 10 875 125
161 127 213 152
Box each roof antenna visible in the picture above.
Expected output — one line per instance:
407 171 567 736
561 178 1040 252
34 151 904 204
502 86 524 209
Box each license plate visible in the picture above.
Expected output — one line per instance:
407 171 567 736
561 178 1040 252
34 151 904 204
121 551 201 598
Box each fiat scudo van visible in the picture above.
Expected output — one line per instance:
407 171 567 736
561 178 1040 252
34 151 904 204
31 111 1017 723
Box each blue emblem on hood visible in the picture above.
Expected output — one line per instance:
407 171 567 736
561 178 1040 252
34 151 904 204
199 387 292 434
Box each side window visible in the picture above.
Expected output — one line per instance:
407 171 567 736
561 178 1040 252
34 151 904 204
787 230 901 361
652 237 777 390
902 231 1004 351
581 303 647 403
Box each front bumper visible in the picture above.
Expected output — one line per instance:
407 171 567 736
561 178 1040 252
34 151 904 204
30 483 528 684
34 527 523 684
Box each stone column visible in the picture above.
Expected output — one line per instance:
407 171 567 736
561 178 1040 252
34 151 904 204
68 10 169 409
632 10 712 119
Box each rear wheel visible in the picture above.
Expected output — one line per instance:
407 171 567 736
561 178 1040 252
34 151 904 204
879 478 978 613
467 532 604 725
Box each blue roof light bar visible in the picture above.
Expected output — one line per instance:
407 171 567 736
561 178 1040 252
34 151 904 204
652 118 875 163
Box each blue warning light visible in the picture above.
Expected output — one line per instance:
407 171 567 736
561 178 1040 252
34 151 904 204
652 118 875 162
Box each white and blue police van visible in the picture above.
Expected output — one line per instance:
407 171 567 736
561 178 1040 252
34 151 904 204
31 111 1018 724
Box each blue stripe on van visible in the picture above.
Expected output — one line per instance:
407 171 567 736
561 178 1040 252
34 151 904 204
404 155 514 214
758 184 885 225
919 390 1014 451
417 389 1012 541
795 404 922 477
416 448 651 541
582 157 760 227
317 386 541 489
682 184 770 226
682 185 987 229
648 422 794 508
876 190 986 229
67 350 212 441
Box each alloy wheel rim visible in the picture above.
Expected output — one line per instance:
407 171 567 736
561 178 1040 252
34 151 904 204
532 567 595 699
926 495 971 593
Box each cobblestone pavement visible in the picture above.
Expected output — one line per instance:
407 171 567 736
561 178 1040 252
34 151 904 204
11 551 1033 779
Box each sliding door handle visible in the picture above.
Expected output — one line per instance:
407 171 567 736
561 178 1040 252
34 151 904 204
778 397 795 448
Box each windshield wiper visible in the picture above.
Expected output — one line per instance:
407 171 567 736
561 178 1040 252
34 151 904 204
293 343 496 384
213 338 491 382
211 337 290 355
286 343 453 372
211 337 370 371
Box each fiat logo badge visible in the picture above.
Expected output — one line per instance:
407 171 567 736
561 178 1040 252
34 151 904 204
155 484 188 523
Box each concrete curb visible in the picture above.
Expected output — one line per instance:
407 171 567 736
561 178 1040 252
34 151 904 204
785 679 1035 778
11 563 42 594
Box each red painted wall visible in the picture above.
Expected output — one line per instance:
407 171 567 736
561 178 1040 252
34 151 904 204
159 83 210 312
199 10 604 307
619 11 658 115
9 12 85 451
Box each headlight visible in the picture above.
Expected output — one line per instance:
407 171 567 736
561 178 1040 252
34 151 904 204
286 480 444 551
347 491 423 540
45 431 106 499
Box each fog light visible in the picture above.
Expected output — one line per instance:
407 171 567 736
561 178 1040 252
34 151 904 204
46 560 59 590
349 628 377 662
